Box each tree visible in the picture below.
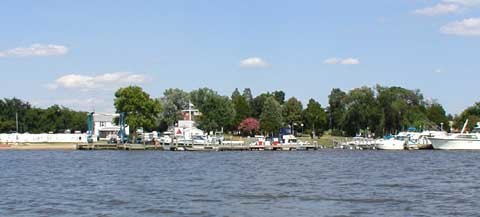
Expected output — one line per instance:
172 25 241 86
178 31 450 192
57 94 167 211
242 88 254 105
260 97 283 135
231 88 241 100
376 85 430 134
0 98 87 134
342 87 381 137
232 89 252 128
252 93 273 118
190 88 235 132
303 99 327 136
114 86 162 139
454 102 480 131
238 117 260 136
328 88 347 132
425 103 448 130
282 97 303 133
272 90 286 104
159 88 190 130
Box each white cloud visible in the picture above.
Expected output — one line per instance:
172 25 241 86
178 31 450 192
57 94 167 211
414 3 460 16
323 58 340 64
435 69 443 73
0 44 68 57
48 72 147 91
324 57 360 65
445 0 480 6
240 57 269 68
441 17 480 36
414 0 480 16
341 58 361 65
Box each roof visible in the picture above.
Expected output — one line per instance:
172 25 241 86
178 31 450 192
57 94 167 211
93 113 119 122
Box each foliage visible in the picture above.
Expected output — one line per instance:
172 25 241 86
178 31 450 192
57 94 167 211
328 88 347 131
376 86 431 134
251 93 273 118
0 98 87 133
342 87 382 136
238 117 260 135
242 88 254 105
303 99 327 135
260 97 283 135
454 102 480 131
190 88 235 132
272 90 285 104
282 97 303 128
232 89 252 128
114 86 162 136
159 88 190 130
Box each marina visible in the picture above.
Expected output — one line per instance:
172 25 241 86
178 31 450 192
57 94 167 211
76 141 322 151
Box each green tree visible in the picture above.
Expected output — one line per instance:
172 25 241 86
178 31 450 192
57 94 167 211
114 86 162 139
232 88 252 128
342 87 381 137
328 88 347 132
425 102 448 130
260 97 283 135
190 88 235 132
272 90 286 104
282 97 303 132
159 88 190 130
454 102 480 131
242 88 254 105
303 99 327 136
252 93 273 118
377 86 430 133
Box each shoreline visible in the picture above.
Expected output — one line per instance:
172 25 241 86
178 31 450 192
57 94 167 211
0 143 77 150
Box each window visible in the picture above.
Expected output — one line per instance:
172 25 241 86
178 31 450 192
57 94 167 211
100 122 106 127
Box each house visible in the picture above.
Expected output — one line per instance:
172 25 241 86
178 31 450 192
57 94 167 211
93 113 129 140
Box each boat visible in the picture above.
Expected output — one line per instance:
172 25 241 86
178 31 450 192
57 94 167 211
405 131 447 149
279 134 310 151
375 137 406 150
375 132 411 150
430 121 480 150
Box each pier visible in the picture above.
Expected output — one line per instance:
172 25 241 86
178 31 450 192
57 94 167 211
76 142 323 151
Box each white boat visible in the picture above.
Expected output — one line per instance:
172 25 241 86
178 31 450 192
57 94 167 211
376 132 414 150
430 121 480 150
376 137 406 150
280 134 310 150
406 131 447 149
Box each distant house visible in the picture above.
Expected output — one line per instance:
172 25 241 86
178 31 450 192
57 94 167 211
93 113 129 140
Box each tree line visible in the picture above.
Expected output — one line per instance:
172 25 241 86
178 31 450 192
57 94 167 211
113 85 464 138
2 85 479 137
0 98 87 133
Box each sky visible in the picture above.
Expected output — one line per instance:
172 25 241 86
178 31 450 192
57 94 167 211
0 0 479 115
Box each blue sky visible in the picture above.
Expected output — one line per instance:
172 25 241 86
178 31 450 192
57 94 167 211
1 0 479 114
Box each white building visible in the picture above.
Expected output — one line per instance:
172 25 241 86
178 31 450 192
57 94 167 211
93 113 129 140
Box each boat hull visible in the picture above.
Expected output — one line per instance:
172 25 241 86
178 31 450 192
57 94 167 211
430 138 480 150
376 139 405 150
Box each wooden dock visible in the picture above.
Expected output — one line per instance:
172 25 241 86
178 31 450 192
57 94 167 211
77 143 323 151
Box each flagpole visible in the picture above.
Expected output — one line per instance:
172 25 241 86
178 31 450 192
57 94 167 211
16 112 19 133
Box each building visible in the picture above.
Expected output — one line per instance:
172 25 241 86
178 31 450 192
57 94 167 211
93 113 129 140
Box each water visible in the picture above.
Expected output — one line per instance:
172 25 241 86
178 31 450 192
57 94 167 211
1 150 480 217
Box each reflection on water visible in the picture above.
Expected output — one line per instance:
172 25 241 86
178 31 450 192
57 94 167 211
1 150 480 217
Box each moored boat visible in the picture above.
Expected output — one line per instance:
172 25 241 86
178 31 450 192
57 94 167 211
430 121 480 150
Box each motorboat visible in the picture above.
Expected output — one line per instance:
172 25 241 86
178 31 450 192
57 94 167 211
430 121 480 150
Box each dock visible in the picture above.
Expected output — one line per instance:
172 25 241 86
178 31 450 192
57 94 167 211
76 142 323 151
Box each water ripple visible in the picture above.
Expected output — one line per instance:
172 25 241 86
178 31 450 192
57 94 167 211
1 150 480 217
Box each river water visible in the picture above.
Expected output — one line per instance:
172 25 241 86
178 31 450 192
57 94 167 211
1 150 480 217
